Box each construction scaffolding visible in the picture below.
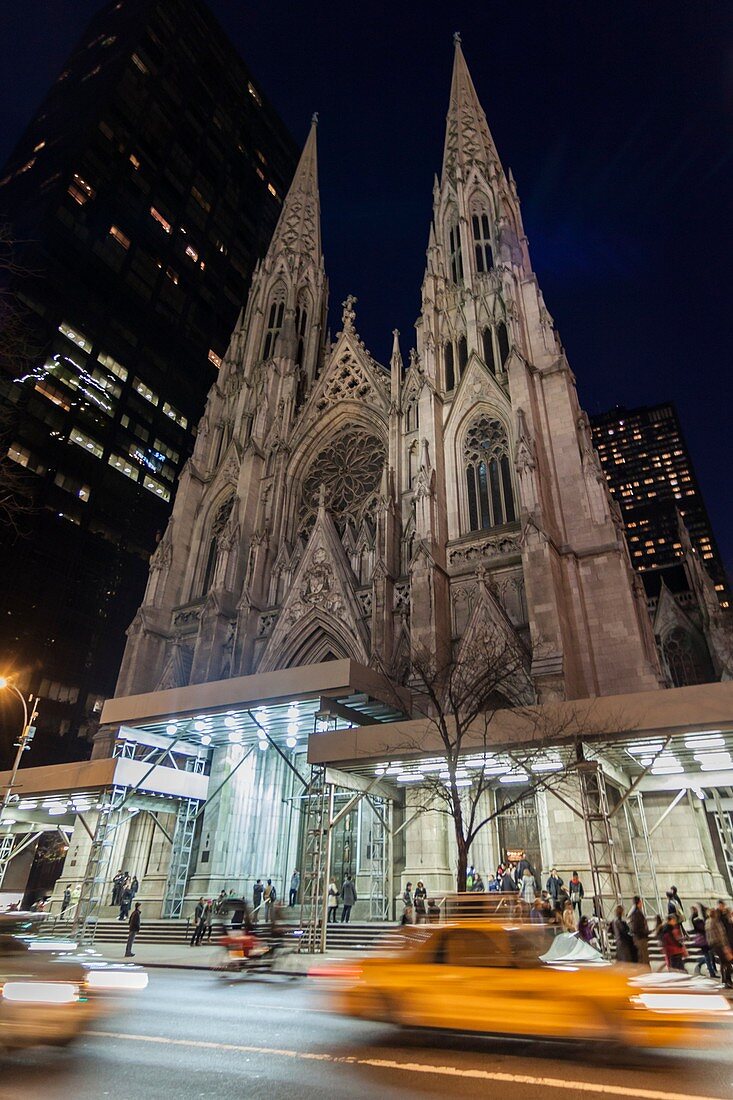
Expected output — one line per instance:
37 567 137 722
622 791 663 916
299 764 330 952
578 761 623 930
366 795 392 921
711 789 733 895
0 833 15 888
73 784 128 945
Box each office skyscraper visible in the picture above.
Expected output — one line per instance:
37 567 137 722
0 0 298 762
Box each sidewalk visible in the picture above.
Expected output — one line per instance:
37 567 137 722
93 940 332 974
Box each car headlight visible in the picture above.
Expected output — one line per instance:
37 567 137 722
2 981 79 1005
85 969 149 992
634 993 731 1014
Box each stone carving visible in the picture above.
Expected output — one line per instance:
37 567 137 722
256 611 278 638
514 408 536 474
300 428 386 530
448 533 521 568
150 520 174 571
173 605 202 630
341 294 357 331
314 351 377 412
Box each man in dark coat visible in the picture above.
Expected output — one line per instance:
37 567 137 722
253 879 264 924
341 875 357 923
501 863 518 892
125 903 141 957
629 895 650 967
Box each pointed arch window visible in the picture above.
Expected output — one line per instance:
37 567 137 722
482 327 496 374
295 301 308 367
497 321 510 368
472 212 493 272
262 293 285 359
457 335 468 377
200 494 235 595
463 415 516 533
662 627 709 687
448 223 464 284
444 342 455 391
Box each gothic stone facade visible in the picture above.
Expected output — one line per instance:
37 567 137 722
117 43 662 706
103 42 711 912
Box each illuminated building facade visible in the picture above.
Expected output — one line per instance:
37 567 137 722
0 0 298 761
591 404 731 686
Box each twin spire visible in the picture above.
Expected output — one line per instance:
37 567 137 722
266 38 505 270
442 34 505 185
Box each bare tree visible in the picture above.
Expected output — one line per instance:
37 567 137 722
401 627 599 892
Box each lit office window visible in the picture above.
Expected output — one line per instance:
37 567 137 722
68 173 95 205
162 402 187 429
142 474 171 501
134 378 159 406
58 320 92 353
69 428 103 458
108 452 139 481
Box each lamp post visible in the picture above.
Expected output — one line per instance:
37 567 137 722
0 677 39 816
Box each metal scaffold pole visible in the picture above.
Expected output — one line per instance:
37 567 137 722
622 791 663 917
578 761 623 944
73 784 128 945
299 764 330 953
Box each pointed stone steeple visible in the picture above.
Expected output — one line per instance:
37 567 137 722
442 32 505 186
266 113 322 266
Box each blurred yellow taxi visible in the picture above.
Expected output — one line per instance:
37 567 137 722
331 922 731 1050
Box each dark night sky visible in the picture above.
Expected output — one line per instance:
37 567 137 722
2 1 732 577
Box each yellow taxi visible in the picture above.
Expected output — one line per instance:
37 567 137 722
331 922 731 1050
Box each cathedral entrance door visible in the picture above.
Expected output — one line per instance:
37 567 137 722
496 791 542 887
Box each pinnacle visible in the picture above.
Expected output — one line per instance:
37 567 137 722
266 117 322 264
442 36 504 186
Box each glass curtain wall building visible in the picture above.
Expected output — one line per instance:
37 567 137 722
0 0 298 763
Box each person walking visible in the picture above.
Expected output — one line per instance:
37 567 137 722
562 900 577 932
327 879 339 922
130 875 139 899
568 872 584 918
414 881 427 922
706 905 733 987
61 886 72 917
111 870 124 907
190 897 206 946
611 905 636 963
341 875 357 923
660 914 688 971
125 903 141 957
263 879 276 924
628 896 650 968
119 883 133 922
545 869 564 905
402 882 414 924
667 886 685 921
519 868 535 906
253 879 264 924
691 905 716 978
289 870 300 908
500 863 518 893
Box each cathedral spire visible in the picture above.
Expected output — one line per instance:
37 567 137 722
266 113 322 265
442 35 504 186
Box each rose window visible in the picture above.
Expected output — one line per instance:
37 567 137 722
300 429 386 530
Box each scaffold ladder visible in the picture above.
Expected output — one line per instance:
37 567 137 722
0 834 15 889
578 762 623 938
712 789 733 895
73 785 127 945
622 791 663 916
299 765 331 953
367 796 391 921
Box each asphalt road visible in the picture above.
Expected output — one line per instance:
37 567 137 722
2 970 733 1100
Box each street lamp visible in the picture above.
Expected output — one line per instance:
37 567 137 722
0 678 39 817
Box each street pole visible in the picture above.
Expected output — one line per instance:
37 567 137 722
1 683 39 815
0 681 39 888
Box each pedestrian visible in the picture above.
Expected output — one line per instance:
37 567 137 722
568 871 584 918
500 863 518 892
214 889 227 915
611 905 636 963
427 898 441 923
253 878 264 923
577 915 596 946
111 870 124 907
125 903 141 957
466 866 475 891
119 883 133 922
263 879 276 923
628 896 650 968
660 914 688 971
414 880 428 922
706 905 733 987
190 897 205 946
546 868 564 904
472 872 485 894
289 869 300 908
61 886 72 916
130 875 139 898
691 905 716 978
562 899 577 932
341 875 357 923
667 885 685 923
203 902 214 942
514 855 532 886
519 868 535 905
530 899 545 924
327 879 339 922
402 882 414 923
